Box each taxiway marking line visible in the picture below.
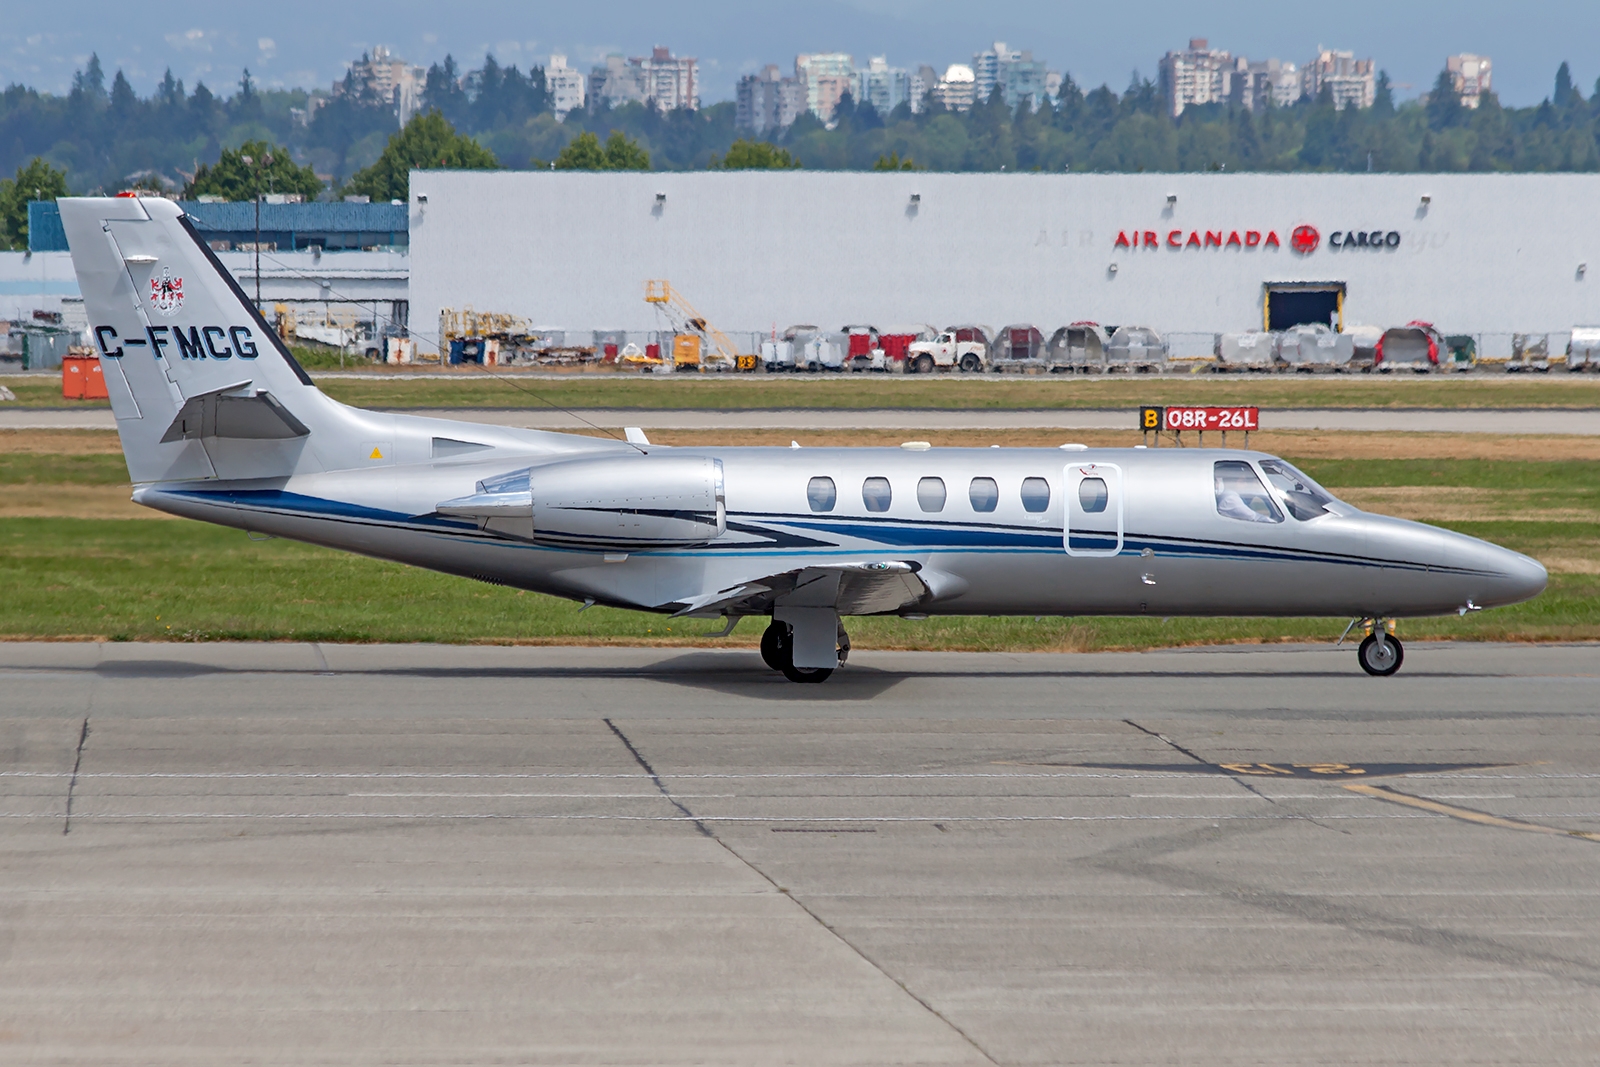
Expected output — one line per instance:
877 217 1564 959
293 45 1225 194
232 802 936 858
1343 783 1600 842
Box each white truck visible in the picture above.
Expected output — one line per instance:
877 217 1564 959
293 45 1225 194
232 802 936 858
906 331 987 373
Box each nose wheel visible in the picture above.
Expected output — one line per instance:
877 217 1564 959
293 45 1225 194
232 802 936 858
1357 632 1404 676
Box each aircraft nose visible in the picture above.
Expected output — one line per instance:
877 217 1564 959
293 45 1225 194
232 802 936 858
1497 548 1549 604
1453 534 1548 607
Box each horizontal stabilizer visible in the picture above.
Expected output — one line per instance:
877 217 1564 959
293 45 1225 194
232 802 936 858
160 383 311 443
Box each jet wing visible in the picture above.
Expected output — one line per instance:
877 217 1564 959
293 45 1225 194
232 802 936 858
670 561 935 618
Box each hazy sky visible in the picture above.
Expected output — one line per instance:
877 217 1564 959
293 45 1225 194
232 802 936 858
2 0 1592 107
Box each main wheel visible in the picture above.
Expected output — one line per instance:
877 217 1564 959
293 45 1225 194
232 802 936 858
760 621 787 671
1358 633 1404 676
781 663 833 683
958 353 982 373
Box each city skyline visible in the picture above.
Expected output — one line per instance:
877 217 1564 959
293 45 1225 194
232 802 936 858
0 0 1594 108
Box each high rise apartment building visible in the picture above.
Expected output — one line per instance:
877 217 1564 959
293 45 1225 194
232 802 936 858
545 55 586 119
1158 39 1235 117
1303 48 1375 110
639 46 698 111
795 53 856 121
1162 38 1374 116
587 47 697 112
971 42 1050 109
861 56 912 115
737 65 807 133
935 64 977 111
338 46 427 123
1447 53 1492 107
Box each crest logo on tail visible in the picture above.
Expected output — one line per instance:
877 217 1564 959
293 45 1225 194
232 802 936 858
149 266 184 316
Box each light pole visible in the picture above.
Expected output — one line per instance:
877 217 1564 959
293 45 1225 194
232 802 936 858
239 151 273 308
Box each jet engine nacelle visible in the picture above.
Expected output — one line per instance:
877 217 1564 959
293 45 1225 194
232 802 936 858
437 454 725 550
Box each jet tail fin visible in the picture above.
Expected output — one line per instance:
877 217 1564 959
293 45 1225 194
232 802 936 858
59 195 349 484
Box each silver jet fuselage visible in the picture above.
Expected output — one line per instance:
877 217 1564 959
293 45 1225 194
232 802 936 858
139 440 1545 622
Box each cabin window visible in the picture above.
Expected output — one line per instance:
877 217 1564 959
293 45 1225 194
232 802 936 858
807 476 836 512
862 477 893 512
917 477 947 512
1258 459 1334 521
1078 477 1108 513
1214 460 1284 523
1021 477 1051 513
969 477 999 513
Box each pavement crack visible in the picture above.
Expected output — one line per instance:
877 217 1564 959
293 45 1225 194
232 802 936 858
602 718 712 837
600 717 998 1065
1122 718 1352 833
62 716 90 836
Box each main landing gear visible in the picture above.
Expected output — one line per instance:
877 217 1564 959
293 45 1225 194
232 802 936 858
761 619 849 684
1352 619 1404 677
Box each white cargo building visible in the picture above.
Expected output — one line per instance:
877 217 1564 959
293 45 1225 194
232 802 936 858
407 171 1600 357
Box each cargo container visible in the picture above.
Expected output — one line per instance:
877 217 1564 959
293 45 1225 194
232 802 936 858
1374 322 1443 372
993 324 1045 370
1217 331 1276 371
1568 327 1600 371
61 353 107 399
760 339 795 371
1106 326 1165 372
841 325 882 372
1276 323 1354 370
1045 323 1110 372
672 333 703 370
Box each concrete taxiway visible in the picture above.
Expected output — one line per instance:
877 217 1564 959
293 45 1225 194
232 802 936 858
3 641 1600 1064
7 405 1600 434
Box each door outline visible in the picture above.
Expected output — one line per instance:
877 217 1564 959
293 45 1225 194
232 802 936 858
1065 463 1123 558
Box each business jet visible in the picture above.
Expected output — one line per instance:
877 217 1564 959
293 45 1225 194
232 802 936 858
60 196 1546 682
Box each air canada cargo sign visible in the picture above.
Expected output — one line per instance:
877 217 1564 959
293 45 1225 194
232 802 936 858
1114 224 1402 254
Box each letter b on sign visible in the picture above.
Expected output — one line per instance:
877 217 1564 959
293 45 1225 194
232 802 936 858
1140 406 1164 431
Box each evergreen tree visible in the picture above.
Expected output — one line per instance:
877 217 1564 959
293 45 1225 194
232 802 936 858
185 139 323 200
711 139 799 169
0 157 71 250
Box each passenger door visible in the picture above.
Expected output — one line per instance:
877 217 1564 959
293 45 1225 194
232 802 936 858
1065 462 1123 557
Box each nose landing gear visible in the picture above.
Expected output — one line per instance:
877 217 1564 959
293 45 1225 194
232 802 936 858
1351 619 1404 676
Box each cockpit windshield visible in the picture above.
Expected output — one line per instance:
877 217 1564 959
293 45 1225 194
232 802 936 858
1214 460 1283 523
1258 459 1336 521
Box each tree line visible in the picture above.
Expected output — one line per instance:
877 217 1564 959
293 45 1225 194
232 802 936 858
2 51 1600 242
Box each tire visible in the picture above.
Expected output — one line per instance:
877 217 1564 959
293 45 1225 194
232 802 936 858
1358 633 1404 676
762 618 836 682
760 621 787 671
958 353 982 373
781 664 833 683
914 354 935 374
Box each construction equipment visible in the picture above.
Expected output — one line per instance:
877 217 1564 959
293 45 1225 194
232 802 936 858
644 280 740 371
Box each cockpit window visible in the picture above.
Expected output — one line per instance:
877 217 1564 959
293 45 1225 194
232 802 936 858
1258 459 1334 521
806 476 836 512
1214 460 1284 523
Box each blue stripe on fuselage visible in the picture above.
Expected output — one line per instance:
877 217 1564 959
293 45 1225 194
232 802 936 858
155 489 1491 576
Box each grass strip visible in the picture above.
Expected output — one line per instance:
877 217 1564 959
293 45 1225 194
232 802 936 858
2 517 1593 648
10 372 1600 411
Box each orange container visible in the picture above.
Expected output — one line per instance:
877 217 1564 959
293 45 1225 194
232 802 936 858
62 355 108 400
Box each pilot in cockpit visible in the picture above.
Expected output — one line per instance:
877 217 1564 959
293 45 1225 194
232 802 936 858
1214 461 1284 523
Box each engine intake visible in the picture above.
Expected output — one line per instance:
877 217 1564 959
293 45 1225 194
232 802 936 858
437 454 725 550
